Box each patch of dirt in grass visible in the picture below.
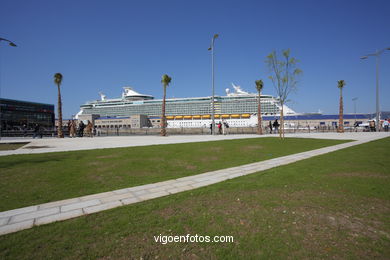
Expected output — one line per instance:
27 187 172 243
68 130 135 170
329 172 389 178
23 145 51 149
0 142 29 151
208 146 223 152
116 232 216 260
269 189 390 258
185 165 197 170
87 161 104 166
240 145 264 151
199 156 219 162
87 173 105 183
148 157 165 162
95 154 119 159
292 206 390 239
170 159 198 171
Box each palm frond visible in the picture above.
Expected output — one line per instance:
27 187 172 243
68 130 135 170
337 80 346 89
255 79 264 92
161 74 172 87
54 73 63 86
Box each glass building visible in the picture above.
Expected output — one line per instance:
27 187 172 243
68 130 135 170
0 98 55 130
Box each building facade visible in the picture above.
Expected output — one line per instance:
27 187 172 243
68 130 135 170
0 98 55 130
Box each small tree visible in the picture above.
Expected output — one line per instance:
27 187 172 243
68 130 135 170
54 73 64 138
337 80 346 133
255 79 264 135
160 74 172 136
266 49 302 138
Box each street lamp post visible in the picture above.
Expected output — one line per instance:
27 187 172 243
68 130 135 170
208 34 219 135
0 38 17 140
361 47 390 131
352 97 358 124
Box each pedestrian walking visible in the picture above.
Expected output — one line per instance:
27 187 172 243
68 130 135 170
269 121 273 134
217 122 222 135
69 120 76 138
78 121 85 137
33 123 42 139
369 120 375 132
223 122 229 135
22 123 27 137
209 123 213 135
273 119 280 134
383 119 389 132
85 120 93 137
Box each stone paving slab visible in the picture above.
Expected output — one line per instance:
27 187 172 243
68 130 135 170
0 133 388 236
84 201 123 215
9 207 60 224
0 206 38 219
61 199 101 212
0 220 34 236
35 209 84 226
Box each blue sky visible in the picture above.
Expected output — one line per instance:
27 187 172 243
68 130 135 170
1 0 389 118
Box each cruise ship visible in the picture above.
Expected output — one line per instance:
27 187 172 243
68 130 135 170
77 84 298 128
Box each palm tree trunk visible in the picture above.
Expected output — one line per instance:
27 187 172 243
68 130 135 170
339 89 344 133
280 104 284 139
57 85 64 138
257 91 262 135
160 86 167 136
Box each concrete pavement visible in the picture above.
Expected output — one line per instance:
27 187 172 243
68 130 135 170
1 132 388 156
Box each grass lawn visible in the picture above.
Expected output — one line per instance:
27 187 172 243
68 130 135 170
0 137 389 259
0 137 347 211
0 142 28 151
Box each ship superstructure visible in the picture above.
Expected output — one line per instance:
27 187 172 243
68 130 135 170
78 84 297 128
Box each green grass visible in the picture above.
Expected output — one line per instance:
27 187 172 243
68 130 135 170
0 137 347 211
0 137 388 259
0 142 28 151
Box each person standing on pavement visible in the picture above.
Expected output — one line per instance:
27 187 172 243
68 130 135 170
273 119 279 134
217 122 222 135
223 121 229 135
33 123 39 138
69 120 76 138
383 119 389 132
78 121 85 137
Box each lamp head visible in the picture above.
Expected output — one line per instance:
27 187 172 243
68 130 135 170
0 38 17 47
360 56 368 60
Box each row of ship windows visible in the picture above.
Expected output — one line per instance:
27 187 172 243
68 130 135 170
171 121 251 127
88 105 278 114
90 102 277 109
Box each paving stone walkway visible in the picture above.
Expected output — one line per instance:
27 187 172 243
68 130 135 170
0 133 388 236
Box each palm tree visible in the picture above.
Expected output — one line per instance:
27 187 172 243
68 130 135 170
255 79 264 135
160 74 172 136
54 73 64 138
337 80 346 133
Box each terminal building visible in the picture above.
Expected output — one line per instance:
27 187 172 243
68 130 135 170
0 98 55 131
